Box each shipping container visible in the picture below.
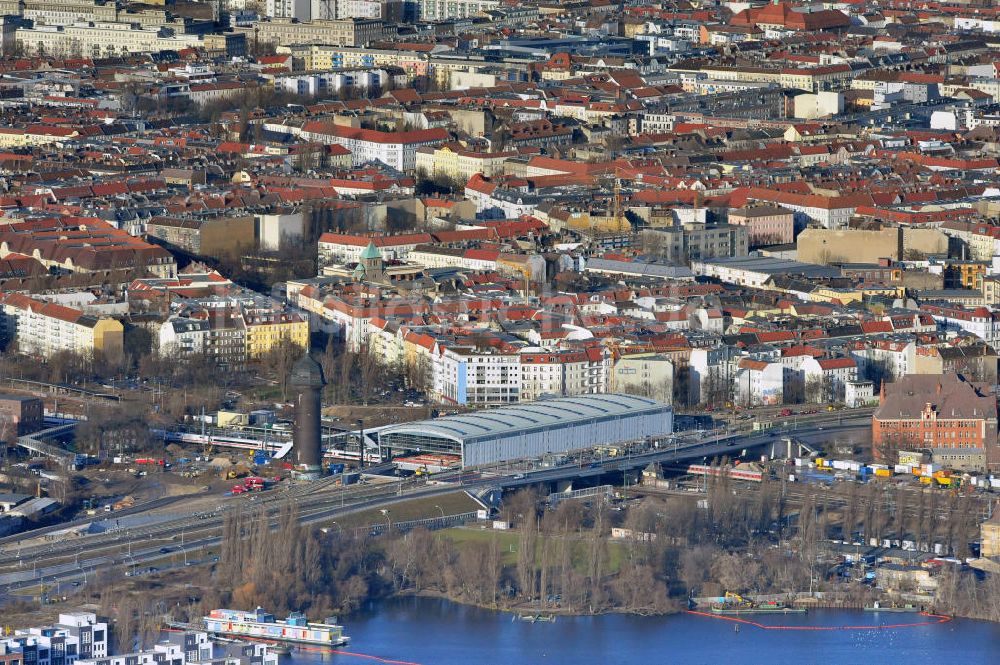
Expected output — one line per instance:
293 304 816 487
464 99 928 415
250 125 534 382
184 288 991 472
874 468 892 478
894 464 912 474
798 470 834 485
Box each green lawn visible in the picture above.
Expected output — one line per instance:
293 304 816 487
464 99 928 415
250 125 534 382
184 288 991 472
437 527 626 573
332 491 482 530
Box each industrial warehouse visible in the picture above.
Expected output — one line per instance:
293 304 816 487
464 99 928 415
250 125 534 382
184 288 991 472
377 394 674 468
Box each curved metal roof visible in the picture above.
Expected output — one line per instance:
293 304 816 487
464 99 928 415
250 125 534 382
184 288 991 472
379 394 668 443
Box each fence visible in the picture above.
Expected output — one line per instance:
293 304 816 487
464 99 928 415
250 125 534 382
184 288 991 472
353 511 480 537
548 485 614 506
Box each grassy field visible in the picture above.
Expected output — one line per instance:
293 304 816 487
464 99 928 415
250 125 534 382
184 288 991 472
331 491 482 530
437 526 626 573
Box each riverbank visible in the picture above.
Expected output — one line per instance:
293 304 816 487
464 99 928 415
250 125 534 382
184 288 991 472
401 587 686 617
395 586 942 620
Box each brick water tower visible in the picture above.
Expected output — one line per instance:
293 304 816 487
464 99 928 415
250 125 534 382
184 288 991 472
290 353 326 480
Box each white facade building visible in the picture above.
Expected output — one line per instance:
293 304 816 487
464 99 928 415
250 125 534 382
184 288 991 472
800 356 858 403
317 233 432 266
15 22 202 57
265 0 312 20
419 0 498 21
850 340 914 385
734 358 784 407
0 294 123 360
159 317 210 356
845 380 876 408
436 347 521 405
7 613 109 665
272 70 386 97
301 125 448 172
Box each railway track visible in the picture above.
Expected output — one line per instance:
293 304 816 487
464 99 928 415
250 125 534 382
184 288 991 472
0 476 425 573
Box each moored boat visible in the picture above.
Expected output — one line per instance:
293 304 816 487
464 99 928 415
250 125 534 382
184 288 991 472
864 603 920 613
203 608 349 647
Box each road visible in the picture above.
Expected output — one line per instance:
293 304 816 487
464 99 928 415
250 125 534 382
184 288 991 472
0 411 871 601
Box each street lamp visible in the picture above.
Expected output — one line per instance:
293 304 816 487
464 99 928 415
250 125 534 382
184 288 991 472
380 509 391 533
125 552 137 576
434 505 445 520
356 419 365 469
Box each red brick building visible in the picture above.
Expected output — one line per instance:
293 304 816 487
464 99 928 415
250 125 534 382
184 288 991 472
0 394 43 444
872 373 998 472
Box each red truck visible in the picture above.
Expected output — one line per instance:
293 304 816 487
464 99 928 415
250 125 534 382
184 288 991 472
779 408 793 417
135 458 166 466
244 477 266 491
231 484 247 495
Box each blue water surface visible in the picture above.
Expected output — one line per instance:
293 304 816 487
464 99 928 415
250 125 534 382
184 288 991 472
285 597 1000 665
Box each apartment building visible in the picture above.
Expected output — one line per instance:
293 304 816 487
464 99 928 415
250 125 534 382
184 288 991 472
641 223 749 264
800 356 858 403
74 630 274 665
407 246 501 272
252 18 385 48
0 294 123 361
415 145 518 183
420 0 499 21
687 346 739 407
0 221 176 279
921 304 1000 345
315 0 405 20
301 123 449 171
611 353 674 404
265 0 312 20
278 45 430 79
0 394 43 442
15 23 202 58
318 233 433 266
271 69 387 98
436 347 521 405
158 309 247 367
851 340 915 386
159 317 210 356
519 347 611 401
6 613 109 665
146 216 256 258
243 310 309 359
734 358 784 407
727 205 795 245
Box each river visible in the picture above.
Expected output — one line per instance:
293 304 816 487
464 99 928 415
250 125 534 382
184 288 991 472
282 597 1000 665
